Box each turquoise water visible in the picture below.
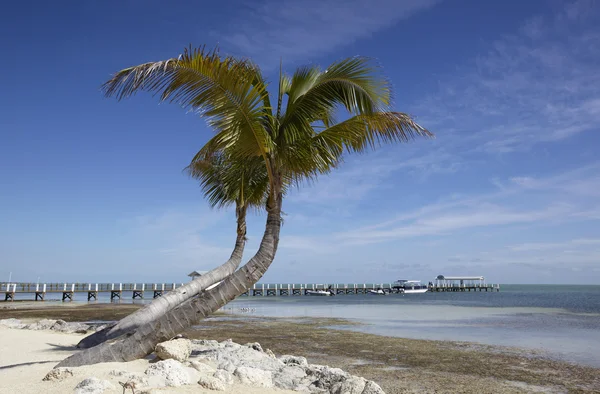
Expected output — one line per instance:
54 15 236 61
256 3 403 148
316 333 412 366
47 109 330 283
220 285 600 368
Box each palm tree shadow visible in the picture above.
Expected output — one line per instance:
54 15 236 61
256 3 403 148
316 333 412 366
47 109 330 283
0 360 55 370
43 343 78 352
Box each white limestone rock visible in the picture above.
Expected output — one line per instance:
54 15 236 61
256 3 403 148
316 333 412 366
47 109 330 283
50 319 90 334
244 342 263 352
155 339 192 362
189 360 216 374
331 376 367 394
0 318 25 329
145 359 193 387
233 366 273 388
305 365 350 391
217 360 236 373
220 338 240 348
42 367 74 381
197 375 226 391
279 354 308 367
108 369 149 386
74 377 114 394
25 319 56 330
272 365 308 390
362 380 386 394
197 343 284 372
213 369 234 385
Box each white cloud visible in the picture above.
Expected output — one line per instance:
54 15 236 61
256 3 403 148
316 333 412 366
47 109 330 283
338 203 575 243
215 0 440 68
509 238 600 252
413 0 600 153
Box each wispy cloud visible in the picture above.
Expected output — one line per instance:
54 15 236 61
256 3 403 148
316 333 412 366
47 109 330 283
508 238 600 252
414 0 600 153
332 162 600 243
216 0 440 68
286 145 460 209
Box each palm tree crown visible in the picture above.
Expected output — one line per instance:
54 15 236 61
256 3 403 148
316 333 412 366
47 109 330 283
102 46 432 203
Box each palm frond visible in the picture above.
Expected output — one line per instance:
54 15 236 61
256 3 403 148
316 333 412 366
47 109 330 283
102 46 275 163
278 57 391 146
313 112 433 157
186 153 269 211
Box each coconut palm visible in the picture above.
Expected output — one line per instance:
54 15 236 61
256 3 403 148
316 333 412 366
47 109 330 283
77 153 269 349
57 46 431 367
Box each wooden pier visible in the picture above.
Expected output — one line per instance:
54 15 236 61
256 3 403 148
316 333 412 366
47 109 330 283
0 281 500 302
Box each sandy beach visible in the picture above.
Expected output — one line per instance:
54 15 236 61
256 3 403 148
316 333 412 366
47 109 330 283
1 303 600 393
0 303 600 394
0 325 297 394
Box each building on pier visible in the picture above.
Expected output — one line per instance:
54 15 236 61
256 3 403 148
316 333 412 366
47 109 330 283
435 275 485 287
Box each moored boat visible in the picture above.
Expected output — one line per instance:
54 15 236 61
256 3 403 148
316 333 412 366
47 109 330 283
306 289 334 296
368 289 386 295
392 280 428 294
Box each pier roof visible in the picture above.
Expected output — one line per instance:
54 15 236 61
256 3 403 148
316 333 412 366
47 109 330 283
187 270 208 278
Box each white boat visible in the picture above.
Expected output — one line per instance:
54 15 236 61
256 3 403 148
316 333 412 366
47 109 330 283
306 290 334 296
393 280 428 294
368 289 386 295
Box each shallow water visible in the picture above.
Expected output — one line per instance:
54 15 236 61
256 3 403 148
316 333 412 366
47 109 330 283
220 285 600 368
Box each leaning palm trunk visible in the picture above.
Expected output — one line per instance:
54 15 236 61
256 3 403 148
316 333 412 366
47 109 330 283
77 205 248 349
57 192 281 368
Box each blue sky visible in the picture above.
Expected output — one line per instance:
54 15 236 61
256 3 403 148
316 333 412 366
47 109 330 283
1 0 599 284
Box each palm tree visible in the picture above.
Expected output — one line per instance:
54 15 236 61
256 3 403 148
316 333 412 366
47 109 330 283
57 47 432 367
77 153 269 349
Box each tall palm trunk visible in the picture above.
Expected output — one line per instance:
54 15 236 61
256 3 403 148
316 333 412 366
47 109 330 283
57 190 282 368
77 204 248 349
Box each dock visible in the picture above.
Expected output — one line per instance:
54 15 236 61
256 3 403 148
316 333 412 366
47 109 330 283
0 279 500 302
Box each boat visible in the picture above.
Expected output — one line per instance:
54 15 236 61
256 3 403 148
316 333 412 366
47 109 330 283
368 289 386 295
306 289 334 296
392 280 428 294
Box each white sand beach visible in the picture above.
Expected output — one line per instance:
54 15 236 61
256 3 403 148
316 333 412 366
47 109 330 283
0 326 297 393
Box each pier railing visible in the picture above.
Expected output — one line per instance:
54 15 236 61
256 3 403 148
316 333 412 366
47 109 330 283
0 281 500 302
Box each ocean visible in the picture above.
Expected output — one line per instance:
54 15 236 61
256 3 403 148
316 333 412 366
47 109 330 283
220 285 600 368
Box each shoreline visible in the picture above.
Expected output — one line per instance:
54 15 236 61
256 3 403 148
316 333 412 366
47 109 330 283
1 304 599 393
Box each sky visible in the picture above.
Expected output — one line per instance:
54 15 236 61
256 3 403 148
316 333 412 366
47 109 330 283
1 0 599 284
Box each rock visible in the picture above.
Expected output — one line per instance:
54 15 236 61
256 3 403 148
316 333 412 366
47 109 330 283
331 376 367 394
273 365 308 390
189 360 216 374
306 365 349 391
50 319 90 334
74 377 114 394
25 319 56 330
192 339 220 348
0 318 24 329
244 342 263 352
145 359 193 387
220 338 240 348
197 375 226 391
265 349 276 358
217 360 236 373
51 319 68 330
279 354 308 366
202 344 285 372
234 366 273 388
108 370 149 386
42 367 74 381
213 370 234 385
155 339 192 362
362 380 386 394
